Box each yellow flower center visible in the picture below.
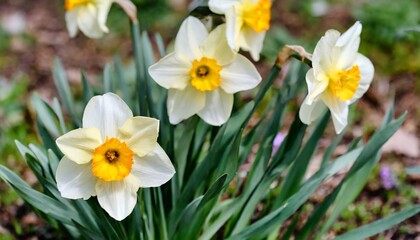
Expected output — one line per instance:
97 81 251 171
242 0 271 33
328 65 361 102
65 0 94 11
189 57 222 92
92 138 134 181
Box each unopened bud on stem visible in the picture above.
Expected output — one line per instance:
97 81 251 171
115 0 138 24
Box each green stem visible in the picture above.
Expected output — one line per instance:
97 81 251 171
290 53 312 68
157 188 170 240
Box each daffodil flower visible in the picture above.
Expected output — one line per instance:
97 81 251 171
299 22 374 134
148 17 262 126
55 93 175 221
65 0 113 38
209 0 272 61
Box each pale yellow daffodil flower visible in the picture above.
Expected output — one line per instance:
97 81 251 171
64 0 114 38
148 17 262 126
55 93 175 221
299 22 374 134
209 0 272 61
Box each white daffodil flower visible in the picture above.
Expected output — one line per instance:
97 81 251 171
209 0 272 61
148 17 262 126
299 22 374 134
65 0 113 38
55 93 175 221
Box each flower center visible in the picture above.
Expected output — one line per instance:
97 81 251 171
92 137 134 181
328 65 361 102
189 57 222 92
65 0 94 11
242 0 271 33
105 150 119 162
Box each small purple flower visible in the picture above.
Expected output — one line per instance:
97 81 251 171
272 132 286 156
380 166 396 190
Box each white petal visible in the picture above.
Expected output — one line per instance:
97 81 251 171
56 156 96 200
299 97 326 125
96 178 138 221
83 93 133 141
201 24 236 66
148 53 191 90
348 54 374 104
321 92 348 134
56 128 102 164
225 5 242 51
175 17 208 61
118 117 159 157
130 144 175 188
336 21 362 48
208 0 238 13
312 29 340 79
167 87 205 125
305 69 328 104
240 27 266 61
65 10 79 37
76 4 104 38
198 89 233 126
220 55 261 93
96 0 113 33
335 22 362 69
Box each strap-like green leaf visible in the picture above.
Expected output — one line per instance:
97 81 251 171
335 206 420 240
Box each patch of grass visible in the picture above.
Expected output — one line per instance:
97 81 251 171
331 163 419 236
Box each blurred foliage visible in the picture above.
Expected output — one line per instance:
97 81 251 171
0 28 11 54
354 0 419 46
355 0 420 77
0 76 36 205
331 163 419 236
132 0 170 28
107 0 171 35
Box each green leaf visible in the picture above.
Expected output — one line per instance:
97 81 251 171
47 149 59 179
321 130 345 167
131 22 149 116
154 33 166 57
297 111 406 239
230 93 287 234
169 125 227 234
335 206 420 240
113 55 131 105
346 112 406 178
52 98 67 134
174 118 198 188
143 189 155 240
155 188 170 240
175 174 227 239
254 65 281 106
275 111 330 205
103 63 113 93
228 202 289 240
52 58 77 125
29 144 54 180
81 70 94 106
32 93 60 138
317 152 380 238
0 165 78 225
268 111 306 173
227 148 362 240
36 116 61 156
